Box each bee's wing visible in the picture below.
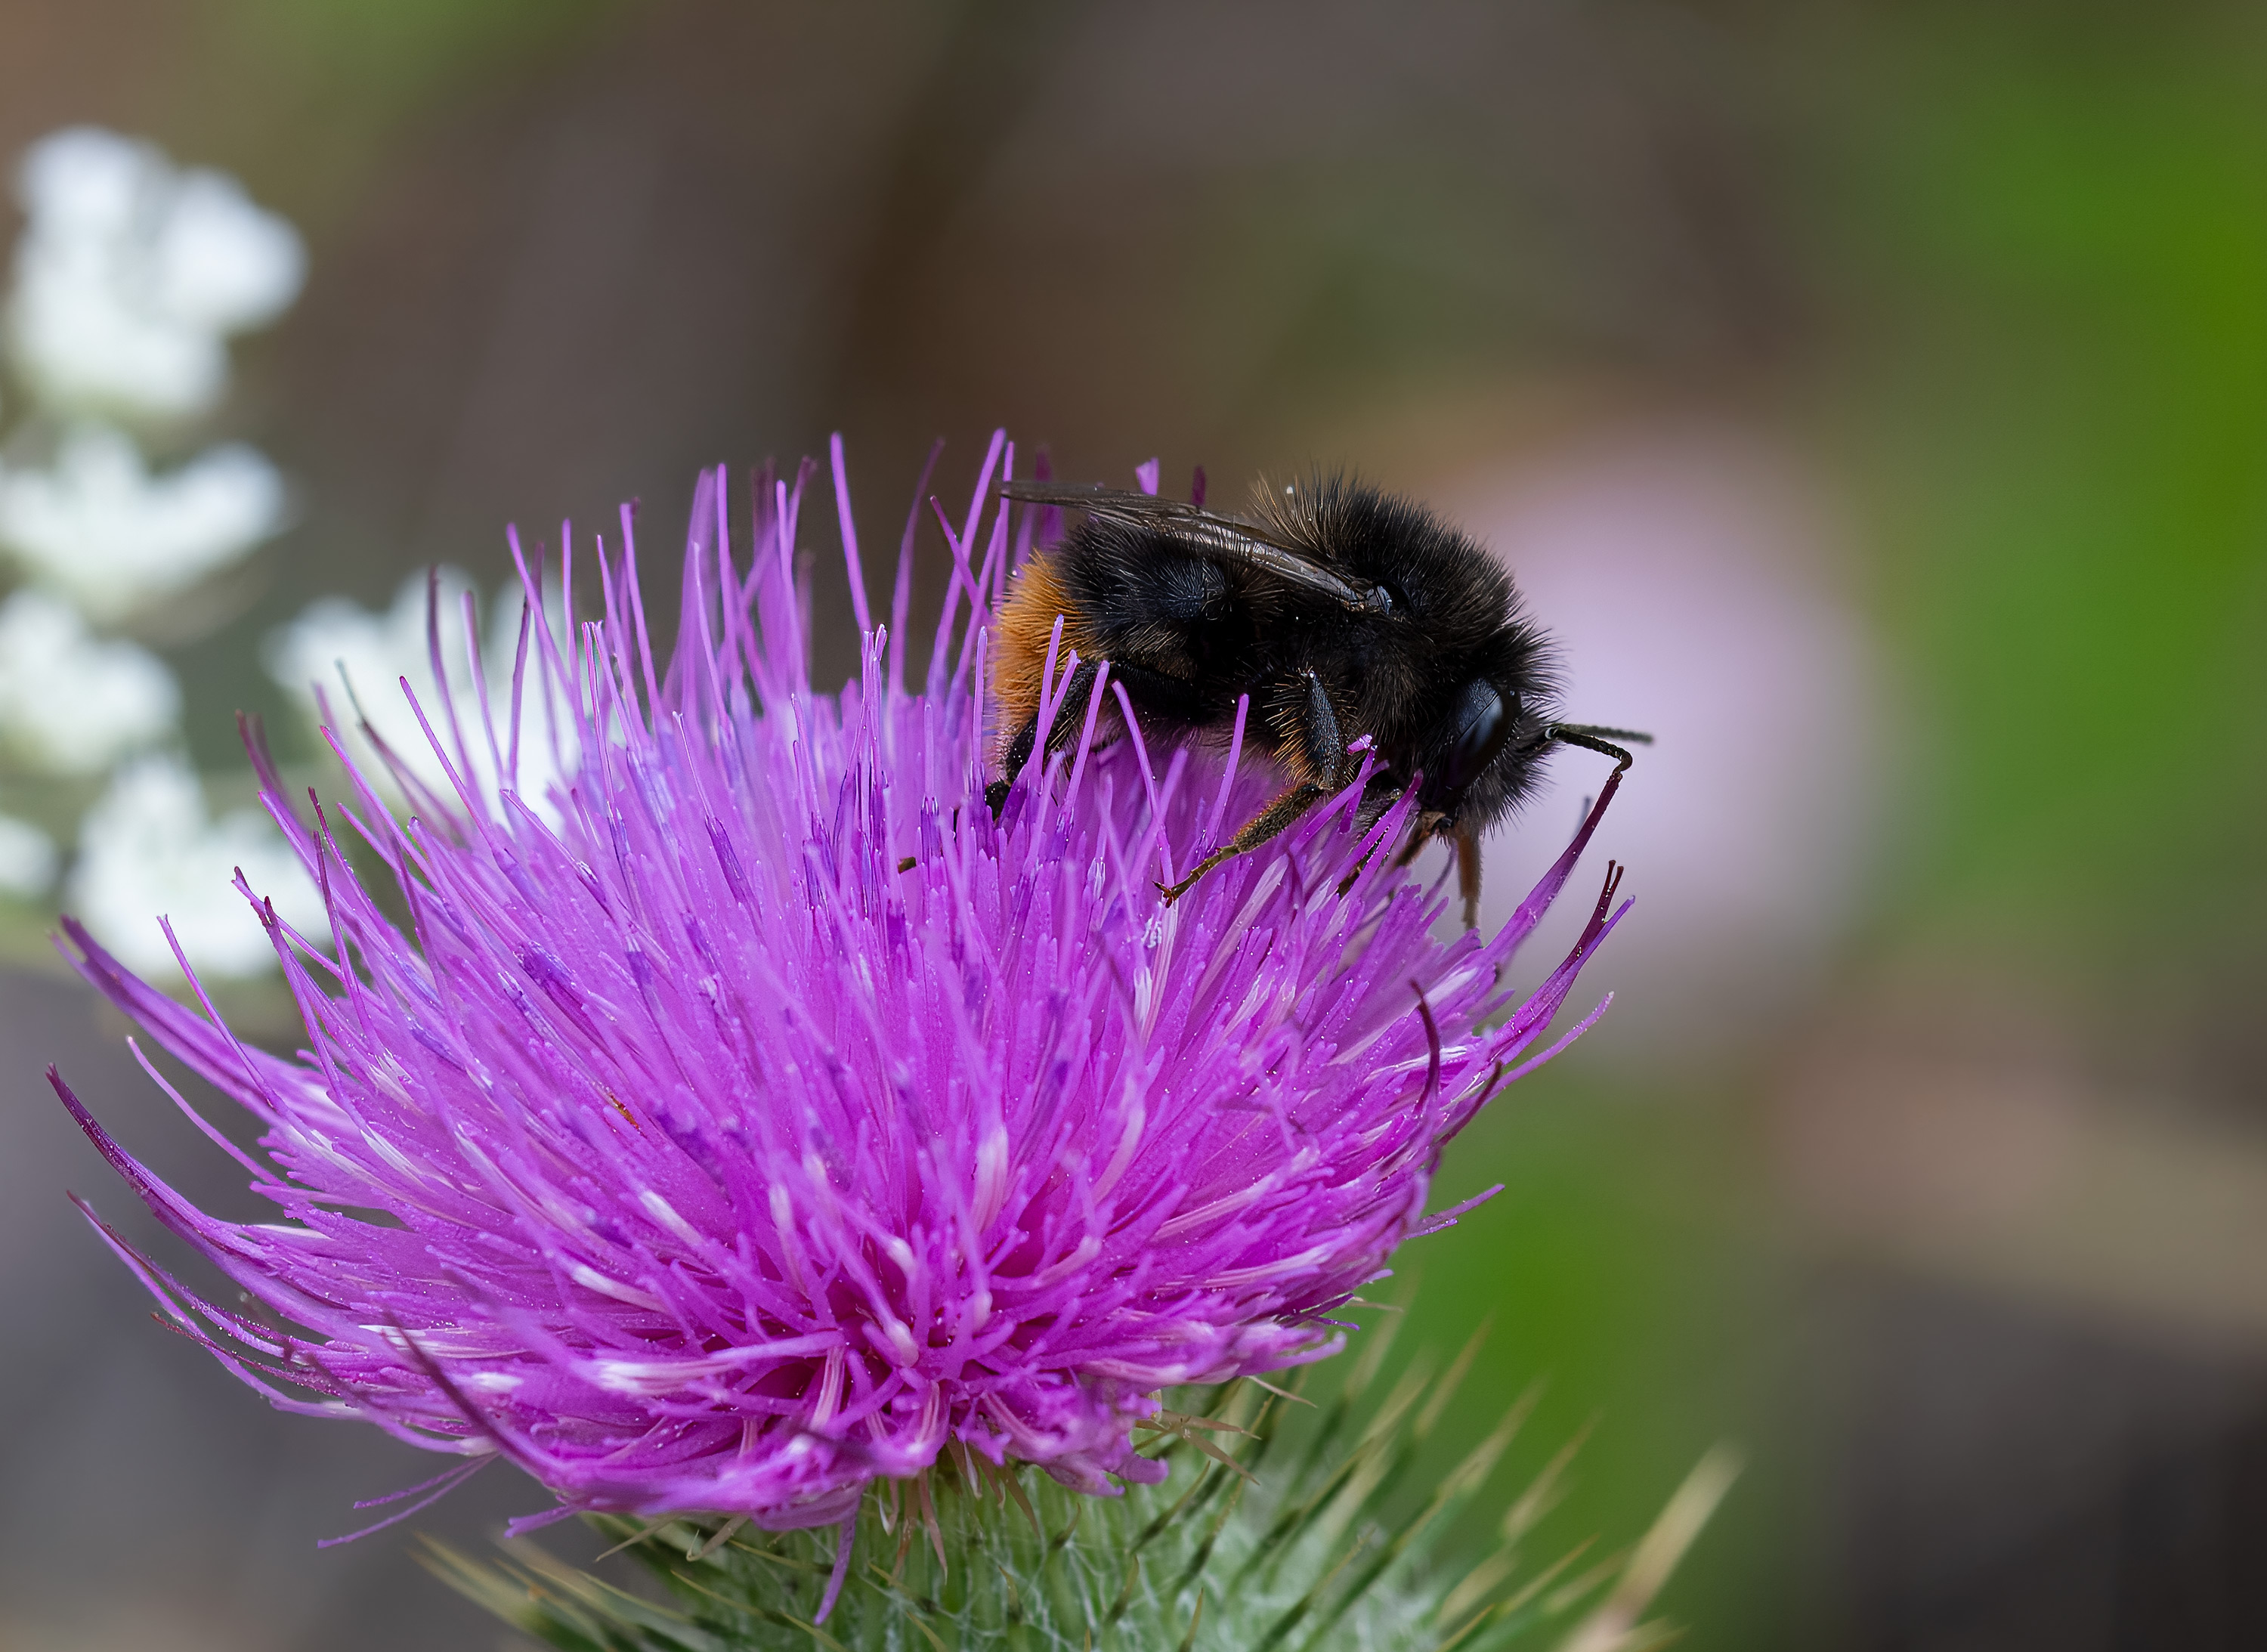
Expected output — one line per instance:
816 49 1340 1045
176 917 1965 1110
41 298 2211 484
1001 482 1387 614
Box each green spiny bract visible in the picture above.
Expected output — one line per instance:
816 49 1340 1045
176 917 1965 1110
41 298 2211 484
425 1322 1735 1652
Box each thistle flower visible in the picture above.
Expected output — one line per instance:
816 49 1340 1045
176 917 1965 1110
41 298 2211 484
51 438 1626 1619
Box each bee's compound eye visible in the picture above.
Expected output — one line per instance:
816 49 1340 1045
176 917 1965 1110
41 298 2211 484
1367 585 1393 612
1440 679 1511 793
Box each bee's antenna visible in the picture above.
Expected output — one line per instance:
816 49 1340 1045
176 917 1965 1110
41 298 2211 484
1545 723 1654 773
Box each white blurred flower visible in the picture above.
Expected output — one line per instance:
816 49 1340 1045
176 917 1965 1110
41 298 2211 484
0 423 286 622
0 812 57 897
265 569 578 820
0 589 179 774
69 751 329 979
148 166 307 335
6 126 303 419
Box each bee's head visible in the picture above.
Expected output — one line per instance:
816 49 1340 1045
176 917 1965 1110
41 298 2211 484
1417 673 1555 828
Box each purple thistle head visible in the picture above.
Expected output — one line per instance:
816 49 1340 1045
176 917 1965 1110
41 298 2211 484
52 438 1626 1558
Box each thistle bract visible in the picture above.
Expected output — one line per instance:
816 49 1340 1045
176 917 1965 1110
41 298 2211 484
54 438 1625 1578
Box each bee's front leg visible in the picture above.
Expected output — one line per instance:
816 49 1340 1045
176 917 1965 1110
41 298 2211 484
1455 821 1484 932
1391 809 1452 871
1337 804 1443 899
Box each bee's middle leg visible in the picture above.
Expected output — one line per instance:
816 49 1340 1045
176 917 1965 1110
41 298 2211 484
1162 670 1350 905
1160 780 1328 904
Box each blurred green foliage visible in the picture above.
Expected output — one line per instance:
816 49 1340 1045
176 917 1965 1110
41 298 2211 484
1811 8 2267 963
187 0 618 223
1350 1071 1781 1645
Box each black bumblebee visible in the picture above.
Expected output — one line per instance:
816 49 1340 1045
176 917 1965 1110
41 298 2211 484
987 474 1647 927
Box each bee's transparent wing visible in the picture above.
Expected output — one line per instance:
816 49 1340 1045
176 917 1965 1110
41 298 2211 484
1001 482 1387 614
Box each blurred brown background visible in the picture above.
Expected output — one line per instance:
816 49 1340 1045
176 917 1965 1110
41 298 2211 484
5 2 2266 1648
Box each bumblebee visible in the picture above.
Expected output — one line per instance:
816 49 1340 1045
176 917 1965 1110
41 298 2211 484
988 474 1647 927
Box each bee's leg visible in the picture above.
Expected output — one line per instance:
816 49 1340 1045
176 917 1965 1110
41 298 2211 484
1045 659 1104 748
989 660 1108 816
1282 668 1357 789
985 716 1035 817
1339 805 1443 896
1455 821 1483 930
1159 780 1328 905
1390 809 1451 872
1161 670 1346 905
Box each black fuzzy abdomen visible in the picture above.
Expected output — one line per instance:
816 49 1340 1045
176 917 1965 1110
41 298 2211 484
1055 524 1268 716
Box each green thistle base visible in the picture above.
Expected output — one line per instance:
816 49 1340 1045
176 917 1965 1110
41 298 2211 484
425 1327 1734 1652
